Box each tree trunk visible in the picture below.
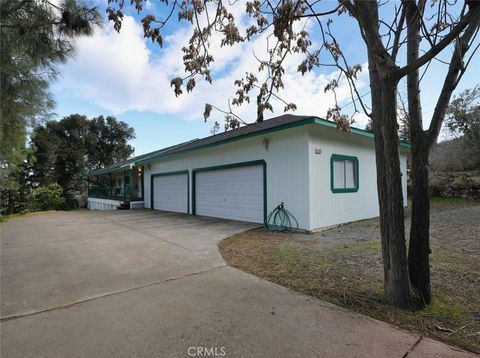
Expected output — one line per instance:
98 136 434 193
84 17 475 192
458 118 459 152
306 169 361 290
408 143 431 305
368 54 418 309
8 190 15 214
405 1 431 306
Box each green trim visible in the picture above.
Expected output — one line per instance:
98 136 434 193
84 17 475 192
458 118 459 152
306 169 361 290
330 154 359 193
88 116 410 176
141 167 145 201
109 173 112 198
87 193 126 201
129 169 133 201
137 120 316 165
191 160 267 223
314 118 372 138
137 117 410 166
150 170 189 214
87 139 199 177
313 118 410 148
125 170 128 200
88 163 131 177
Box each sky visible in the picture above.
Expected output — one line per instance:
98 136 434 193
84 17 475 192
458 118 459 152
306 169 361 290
51 1 480 156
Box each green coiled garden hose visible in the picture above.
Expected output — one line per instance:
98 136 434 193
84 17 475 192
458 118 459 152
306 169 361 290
264 202 299 232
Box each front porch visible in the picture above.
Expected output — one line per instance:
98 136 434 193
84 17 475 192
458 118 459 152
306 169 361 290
87 165 144 210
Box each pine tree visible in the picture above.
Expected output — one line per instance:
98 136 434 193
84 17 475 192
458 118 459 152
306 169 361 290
0 0 101 212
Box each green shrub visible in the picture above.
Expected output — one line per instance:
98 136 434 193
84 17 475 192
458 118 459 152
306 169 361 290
62 198 79 211
28 183 65 211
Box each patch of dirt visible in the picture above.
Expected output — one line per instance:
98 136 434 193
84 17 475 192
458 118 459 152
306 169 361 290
219 198 480 354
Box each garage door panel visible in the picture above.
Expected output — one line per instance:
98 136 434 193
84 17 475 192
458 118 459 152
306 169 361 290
195 165 264 223
153 173 188 213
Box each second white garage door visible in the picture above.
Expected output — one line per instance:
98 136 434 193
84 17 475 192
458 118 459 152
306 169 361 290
194 164 264 223
152 172 188 213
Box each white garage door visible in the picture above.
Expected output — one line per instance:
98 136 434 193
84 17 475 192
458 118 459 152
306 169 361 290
152 173 188 213
195 165 264 223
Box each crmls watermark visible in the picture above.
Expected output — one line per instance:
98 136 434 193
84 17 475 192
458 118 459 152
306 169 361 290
187 346 226 357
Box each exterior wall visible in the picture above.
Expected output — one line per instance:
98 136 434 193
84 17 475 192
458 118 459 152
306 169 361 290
142 122 409 231
130 201 145 209
307 125 408 230
143 126 311 229
87 198 144 210
87 198 121 210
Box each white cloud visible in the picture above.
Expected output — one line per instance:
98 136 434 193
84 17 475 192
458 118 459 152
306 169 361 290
57 14 369 126
144 0 155 11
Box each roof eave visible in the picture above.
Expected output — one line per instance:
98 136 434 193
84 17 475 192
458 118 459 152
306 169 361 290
87 163 132 177
134 116 411 165
135 117 317 165
89 115 410 175
312 117 411 149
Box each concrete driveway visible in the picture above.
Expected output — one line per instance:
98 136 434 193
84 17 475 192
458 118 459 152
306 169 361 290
0 210 474 357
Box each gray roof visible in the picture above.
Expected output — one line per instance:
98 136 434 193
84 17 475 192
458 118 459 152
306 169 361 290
87 139 198 176
88 114 410 176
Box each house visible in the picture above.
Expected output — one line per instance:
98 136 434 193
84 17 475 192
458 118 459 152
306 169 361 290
87 114 409 231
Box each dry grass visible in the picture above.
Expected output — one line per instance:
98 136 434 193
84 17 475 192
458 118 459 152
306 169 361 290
219 198 480 354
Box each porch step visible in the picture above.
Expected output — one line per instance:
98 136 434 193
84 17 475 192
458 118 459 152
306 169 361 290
119 202 130 210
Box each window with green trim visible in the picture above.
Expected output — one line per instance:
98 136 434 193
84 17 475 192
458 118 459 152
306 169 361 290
330 154 359 193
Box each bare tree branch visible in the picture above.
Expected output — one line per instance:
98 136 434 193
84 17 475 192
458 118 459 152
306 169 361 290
427 12 480 147
398 5 480 78
391 3 406 62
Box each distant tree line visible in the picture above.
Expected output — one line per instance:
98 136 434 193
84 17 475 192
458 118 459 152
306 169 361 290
366 86 479 173
2 114 135 212
430 85 480 172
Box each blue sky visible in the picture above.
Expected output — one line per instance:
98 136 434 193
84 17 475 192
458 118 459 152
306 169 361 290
51 1 480 156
